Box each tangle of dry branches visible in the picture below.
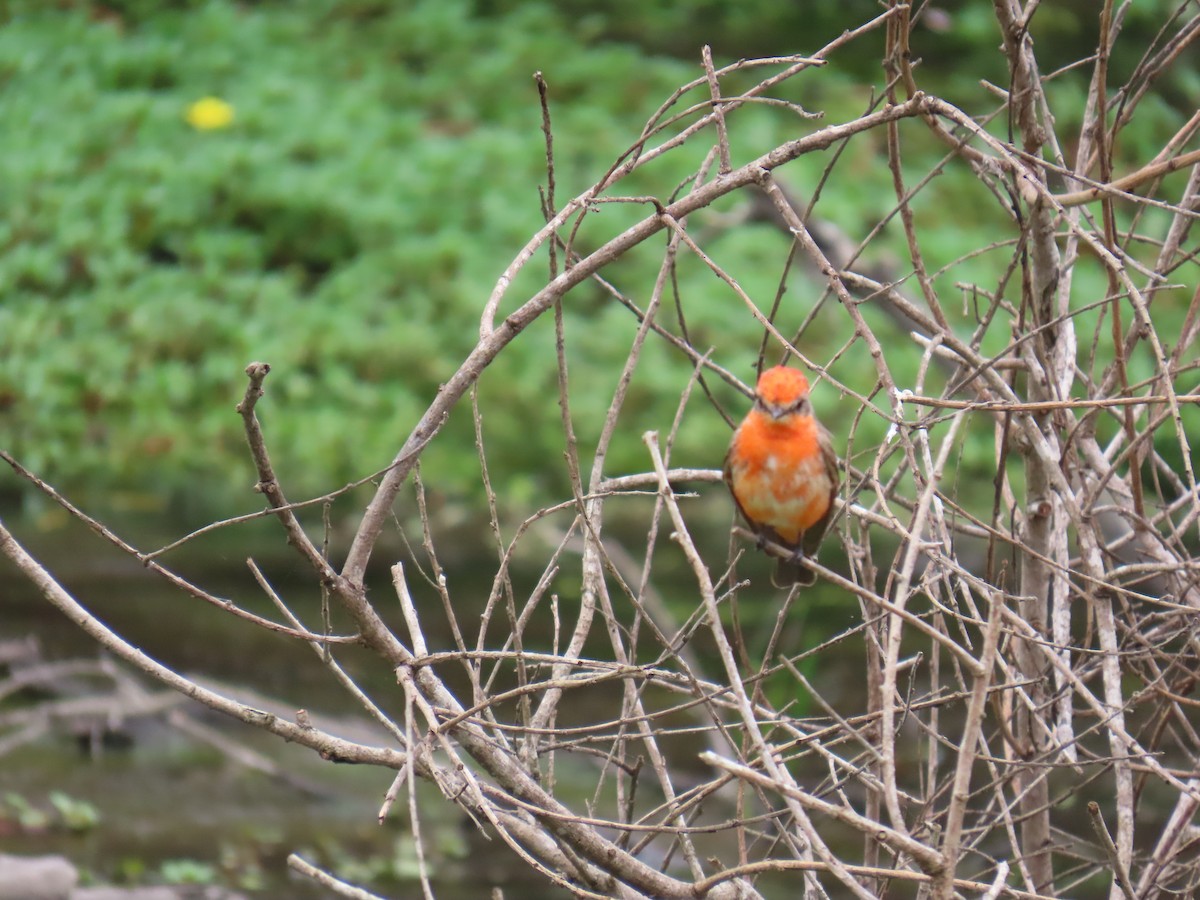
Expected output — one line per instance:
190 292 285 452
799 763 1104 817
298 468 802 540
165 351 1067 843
4 4 1200 898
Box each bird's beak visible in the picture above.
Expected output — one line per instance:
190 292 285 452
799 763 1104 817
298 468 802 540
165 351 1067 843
765 404 787 420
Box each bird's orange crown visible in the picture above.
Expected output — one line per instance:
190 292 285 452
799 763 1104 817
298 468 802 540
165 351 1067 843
755 366 810 407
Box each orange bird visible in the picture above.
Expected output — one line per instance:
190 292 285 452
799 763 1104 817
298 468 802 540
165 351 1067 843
724 366 839 586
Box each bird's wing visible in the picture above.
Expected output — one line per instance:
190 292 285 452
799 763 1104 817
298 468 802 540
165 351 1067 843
801 424 840 557
820 424 840 493
722 442 752 527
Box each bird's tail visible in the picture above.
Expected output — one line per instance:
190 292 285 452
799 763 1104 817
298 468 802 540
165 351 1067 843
773 557 815 588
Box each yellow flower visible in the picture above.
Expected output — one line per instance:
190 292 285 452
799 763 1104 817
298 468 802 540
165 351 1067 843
185 96 235 131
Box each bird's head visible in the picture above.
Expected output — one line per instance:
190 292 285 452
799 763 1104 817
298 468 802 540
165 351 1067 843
753 366 812 421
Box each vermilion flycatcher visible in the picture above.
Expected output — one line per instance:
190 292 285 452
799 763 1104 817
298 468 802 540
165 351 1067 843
724 365 839 586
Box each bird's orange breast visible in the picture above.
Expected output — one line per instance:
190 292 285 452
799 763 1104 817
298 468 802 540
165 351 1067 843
727 412 833 544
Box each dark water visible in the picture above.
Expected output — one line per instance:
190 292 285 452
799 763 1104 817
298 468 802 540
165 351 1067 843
0 514 570 899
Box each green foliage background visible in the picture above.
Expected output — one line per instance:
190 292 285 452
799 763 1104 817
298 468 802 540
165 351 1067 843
1 0 1195 528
